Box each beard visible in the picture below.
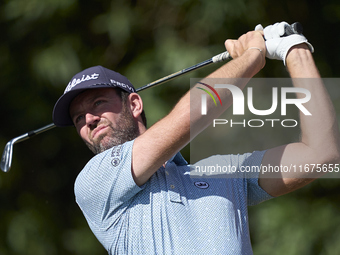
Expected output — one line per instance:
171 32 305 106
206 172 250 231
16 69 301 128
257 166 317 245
84 106 140 154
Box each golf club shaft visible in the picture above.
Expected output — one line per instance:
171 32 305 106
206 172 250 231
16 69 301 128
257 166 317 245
136 51 230 91
15 51 231 138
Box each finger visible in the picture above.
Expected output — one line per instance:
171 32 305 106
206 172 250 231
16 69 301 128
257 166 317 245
263 24 273 40
264 22 290 39
255 24 264 31
278 21 290 36
224 39 239 59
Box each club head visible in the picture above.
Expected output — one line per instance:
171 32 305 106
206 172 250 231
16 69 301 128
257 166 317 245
1 140 14 172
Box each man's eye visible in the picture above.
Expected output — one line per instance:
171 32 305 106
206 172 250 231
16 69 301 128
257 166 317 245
95 100 104 106
75 115 84 124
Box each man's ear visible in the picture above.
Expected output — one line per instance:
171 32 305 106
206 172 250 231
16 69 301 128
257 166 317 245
128 93 143 118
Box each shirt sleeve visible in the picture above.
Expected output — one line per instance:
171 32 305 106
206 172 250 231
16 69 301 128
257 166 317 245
74 139 143 229
242 150 274 206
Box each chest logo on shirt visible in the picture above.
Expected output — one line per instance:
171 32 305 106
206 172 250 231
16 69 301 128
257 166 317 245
194 181 209 189
111 145 122 167
111 145 122 157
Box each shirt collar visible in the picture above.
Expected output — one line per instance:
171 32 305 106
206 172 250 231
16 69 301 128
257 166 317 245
168 152 188 166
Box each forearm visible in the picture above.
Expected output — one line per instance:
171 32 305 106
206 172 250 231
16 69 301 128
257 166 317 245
132 45 264 186
286 45 340 164
286 44 320 78
260 45 340 196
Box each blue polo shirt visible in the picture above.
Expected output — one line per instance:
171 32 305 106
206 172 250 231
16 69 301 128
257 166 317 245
75 140 272 254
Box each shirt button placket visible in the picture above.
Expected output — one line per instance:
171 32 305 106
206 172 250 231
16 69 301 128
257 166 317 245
166 163 182 203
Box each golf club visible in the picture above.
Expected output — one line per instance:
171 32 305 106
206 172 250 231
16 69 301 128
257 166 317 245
0 22 303 173
0 50 232 173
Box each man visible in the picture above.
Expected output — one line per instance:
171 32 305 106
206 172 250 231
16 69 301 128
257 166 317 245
53 22 339 254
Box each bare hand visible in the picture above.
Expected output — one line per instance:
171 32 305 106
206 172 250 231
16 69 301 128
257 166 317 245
224 31 266 61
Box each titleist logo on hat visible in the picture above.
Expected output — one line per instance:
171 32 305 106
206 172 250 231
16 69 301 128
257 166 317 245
64 73 100 93
62 66 136 95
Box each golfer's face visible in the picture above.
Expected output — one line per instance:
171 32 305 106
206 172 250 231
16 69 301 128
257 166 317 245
69 88 124 146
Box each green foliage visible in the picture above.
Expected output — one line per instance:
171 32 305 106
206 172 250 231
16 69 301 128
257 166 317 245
1 0 340 254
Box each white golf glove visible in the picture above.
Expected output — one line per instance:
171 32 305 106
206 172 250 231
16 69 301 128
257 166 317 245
255 22 314 65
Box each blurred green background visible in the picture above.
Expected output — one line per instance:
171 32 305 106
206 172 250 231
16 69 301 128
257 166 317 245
1 0 340 254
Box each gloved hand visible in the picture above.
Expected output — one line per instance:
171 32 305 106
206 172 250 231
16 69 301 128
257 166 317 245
255 22 314 65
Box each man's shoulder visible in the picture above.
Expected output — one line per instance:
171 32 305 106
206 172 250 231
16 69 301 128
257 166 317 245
75 140 135 189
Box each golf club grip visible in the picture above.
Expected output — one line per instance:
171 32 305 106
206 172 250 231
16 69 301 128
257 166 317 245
212 51 231 63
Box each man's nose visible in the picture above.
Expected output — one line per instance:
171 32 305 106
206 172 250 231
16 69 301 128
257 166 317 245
85 113 100 127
